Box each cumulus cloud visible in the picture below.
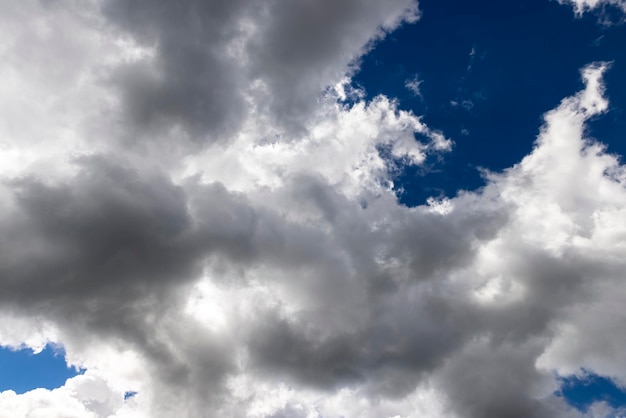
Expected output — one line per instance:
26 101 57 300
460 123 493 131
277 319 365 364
100 0 419 142
2 1 626 417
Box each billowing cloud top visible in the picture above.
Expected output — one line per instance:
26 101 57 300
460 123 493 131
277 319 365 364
1 1 626 418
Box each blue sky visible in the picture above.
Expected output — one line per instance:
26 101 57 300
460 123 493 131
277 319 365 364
559 373 626 412
2 0 626 416
354 0 626 205
0 345 81 394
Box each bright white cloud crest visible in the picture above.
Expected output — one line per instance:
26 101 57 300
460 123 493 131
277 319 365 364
1 1 626 417
560 0 626 15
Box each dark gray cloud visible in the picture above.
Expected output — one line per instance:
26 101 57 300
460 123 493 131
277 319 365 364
101 0 418 142
0 151 509 416
245 0 419 132
0 157 235 402
102 0 249 142
435 339 570 418
0 135 613 417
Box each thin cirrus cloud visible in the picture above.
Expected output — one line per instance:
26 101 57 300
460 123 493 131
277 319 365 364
1 1 626 418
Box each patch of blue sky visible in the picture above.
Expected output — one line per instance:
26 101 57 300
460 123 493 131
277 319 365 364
124 391 138 400
0 344 83 394
353 0 626 206
557 371 626 412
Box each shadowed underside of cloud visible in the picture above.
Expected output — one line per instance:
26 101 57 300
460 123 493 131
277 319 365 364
1 1 626 417
101 0 419 142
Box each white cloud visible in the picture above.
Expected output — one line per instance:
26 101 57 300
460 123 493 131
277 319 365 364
405 75 423 97
0 371 143 418
180 93 450 198
558 0 626 15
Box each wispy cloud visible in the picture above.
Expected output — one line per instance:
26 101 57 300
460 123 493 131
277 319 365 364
405 74 424 97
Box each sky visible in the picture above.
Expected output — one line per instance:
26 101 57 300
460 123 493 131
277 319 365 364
0 345 81 394
2 0 626 417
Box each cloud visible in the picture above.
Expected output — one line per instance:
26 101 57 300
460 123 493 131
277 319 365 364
101 0 419 141
0 371 148 418
2 1 626 418
558 0 626 16
405 74 423 97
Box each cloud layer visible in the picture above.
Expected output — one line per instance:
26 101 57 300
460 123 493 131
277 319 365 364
2 1 626 418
